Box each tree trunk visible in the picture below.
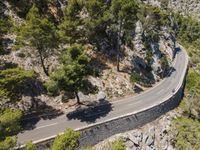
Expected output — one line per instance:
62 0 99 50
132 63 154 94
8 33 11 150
117 54 120 72
75 91 80 104
117 20 122 72
38 49 49 76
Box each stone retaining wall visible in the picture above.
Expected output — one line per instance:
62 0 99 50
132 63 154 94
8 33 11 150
34 82 185 150
78 84 184 148
30 47 189 150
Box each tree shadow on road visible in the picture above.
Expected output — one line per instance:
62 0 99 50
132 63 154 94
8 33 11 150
20 102 64 131
165 67 176 78
66 99 113 124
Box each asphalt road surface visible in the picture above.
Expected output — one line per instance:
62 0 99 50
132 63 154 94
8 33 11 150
17 46 188 145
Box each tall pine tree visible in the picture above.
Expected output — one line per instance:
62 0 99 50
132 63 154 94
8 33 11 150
110 0 138 71
19 4 58 76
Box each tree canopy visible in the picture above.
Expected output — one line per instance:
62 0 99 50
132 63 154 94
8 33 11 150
18 4 58 76
45 44 90 103
51 128 80 150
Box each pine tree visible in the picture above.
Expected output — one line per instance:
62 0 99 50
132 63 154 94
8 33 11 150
46 44 90 104
58 0 84 44
51 128 80 150
110 0 138 71
19 4 58 76
84 0 110 48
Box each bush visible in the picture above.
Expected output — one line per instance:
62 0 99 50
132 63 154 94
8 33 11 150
24 141 36 150
0 67 36 101
145 50 153 65
44 79 59 96
160 55 168 68
130 72 141 84
174 14 200 51
171 117 200 150
185 69 200 97
0 109 23 139
51 128 80 150
0 136 17 150
108 139 126 150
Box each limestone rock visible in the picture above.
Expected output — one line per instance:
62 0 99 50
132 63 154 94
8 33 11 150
97 91 107 101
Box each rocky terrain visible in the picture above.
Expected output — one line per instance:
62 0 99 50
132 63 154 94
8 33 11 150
0 0 177 113
142 0 200 20
169 0 200 20
1 0 199 149
94 110 179 150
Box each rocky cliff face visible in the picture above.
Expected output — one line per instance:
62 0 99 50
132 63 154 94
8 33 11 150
95 111 179 150
142 0 200 20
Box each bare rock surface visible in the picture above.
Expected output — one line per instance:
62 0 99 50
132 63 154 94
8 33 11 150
94 111 179 150
141 0 200 20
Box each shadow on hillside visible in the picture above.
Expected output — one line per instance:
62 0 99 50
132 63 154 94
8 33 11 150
66 99 113 124
20 100 64 131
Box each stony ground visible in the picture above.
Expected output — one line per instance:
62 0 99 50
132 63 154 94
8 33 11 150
94 110 180 150
142 0 200 21
1 0 175 114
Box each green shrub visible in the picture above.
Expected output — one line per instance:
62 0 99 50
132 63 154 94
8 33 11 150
0 109 22 139
173 14 200 51
0 67 36 101
130 72 141 84
171 117 200 150
160 55 168 67
145 50 153 65
108 139 126 150
0 136 17 150
44 79 59 96
24 141 36 150
51 128 80 150
185 69 200 97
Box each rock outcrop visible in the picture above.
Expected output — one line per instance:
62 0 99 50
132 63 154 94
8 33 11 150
141 0 200 20
94 111 178 150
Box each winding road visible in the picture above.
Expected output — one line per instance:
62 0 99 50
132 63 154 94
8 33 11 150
17 45 188 146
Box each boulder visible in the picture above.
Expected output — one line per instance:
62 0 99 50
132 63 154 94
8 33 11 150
97 91 107 101
145 135 154 146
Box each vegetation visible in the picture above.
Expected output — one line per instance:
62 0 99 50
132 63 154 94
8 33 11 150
138 5 169 43
24 141 36 150
0 67 36 101
130 72 141 84
45 44 90 104
174 14 200 48
171 117 200 150
171 69 200 149
0 136 17 150
0 109 22 138
0 15 12 55
58 0 84 44
0 109 22 150
18 4 58 76
110 0 138 71
2 0 200 149
51 128 80 150
108 139 126 150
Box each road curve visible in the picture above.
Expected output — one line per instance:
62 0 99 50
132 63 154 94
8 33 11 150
17 45 188 145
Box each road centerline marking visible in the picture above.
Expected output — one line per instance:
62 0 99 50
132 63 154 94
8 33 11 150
35 123 58 130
